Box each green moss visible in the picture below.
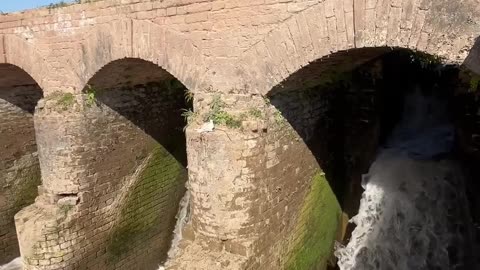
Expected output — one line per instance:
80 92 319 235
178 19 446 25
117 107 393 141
13 164 41 210
274 111 286 126
212 110 243 128
47 92 76 111
248 108 263 119
107 143 187 261
285 171 342 270
470 75 480 93
59 204 74 216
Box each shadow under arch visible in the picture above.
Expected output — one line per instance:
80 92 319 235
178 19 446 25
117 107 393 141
263 46 480 269
85 58 191 162
464 36 480 76
78 58 192 269
0 63 43 264
267 47 406 214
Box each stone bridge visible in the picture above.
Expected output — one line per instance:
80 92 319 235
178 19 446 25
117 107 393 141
0 0 479 269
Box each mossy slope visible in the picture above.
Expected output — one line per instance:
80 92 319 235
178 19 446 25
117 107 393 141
286 171 342 270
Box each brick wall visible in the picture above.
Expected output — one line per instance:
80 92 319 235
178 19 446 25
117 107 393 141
0 0 478 94
0 64 42 264
15 59 189 269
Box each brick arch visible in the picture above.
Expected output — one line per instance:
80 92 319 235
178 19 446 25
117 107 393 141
238 0 480 96
75 19 204 93
20 50 193 270
0 34 49 91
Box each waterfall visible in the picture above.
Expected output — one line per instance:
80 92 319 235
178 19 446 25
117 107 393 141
335 87 475 269
0 258 22 270
158 190 191 270
167 190 191 259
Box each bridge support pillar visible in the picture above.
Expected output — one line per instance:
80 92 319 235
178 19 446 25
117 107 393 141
15 90 188 270
169 92 342 269
15 94 87 270
165 92 267 268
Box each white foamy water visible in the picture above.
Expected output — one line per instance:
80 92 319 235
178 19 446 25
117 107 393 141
0 257 22 270
335 150 474 269
158 190 191 270
335 88 476 269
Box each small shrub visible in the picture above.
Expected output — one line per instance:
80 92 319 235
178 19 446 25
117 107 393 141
181 109 196 123
409 52 443 69
47 1 69 9
85 84 98 106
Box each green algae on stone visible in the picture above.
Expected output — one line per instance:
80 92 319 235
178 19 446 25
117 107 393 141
285 171 342 270
13 163 41 210
107 143 187 261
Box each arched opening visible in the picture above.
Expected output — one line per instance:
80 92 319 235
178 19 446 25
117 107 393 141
79 58 192 269
0 64 43 264
265 48 480 269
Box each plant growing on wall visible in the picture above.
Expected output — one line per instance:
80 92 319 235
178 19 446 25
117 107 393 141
46 92 76 111
204 95 243 129
409 51 444 70
184 90 194 103
85 84 98 106
47 0 99 9
181 109 197 126
47 1 69 9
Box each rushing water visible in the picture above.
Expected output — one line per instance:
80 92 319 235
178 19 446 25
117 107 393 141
0 257 22 270
158 190 191 270
335 88 476 269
